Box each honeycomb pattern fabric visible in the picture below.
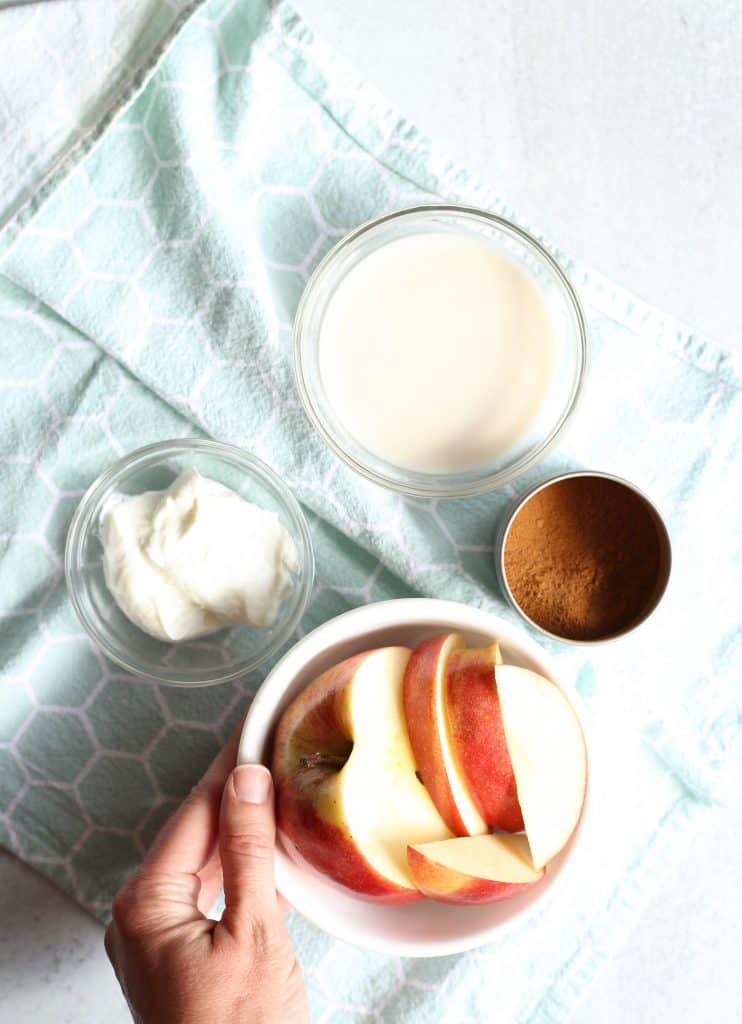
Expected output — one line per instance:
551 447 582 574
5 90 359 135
0 2 739 1022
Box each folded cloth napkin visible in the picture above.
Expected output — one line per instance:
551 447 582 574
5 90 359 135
0 1 739 1022
0 0 195 227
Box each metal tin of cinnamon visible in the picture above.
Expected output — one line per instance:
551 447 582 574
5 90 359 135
494 470 672 645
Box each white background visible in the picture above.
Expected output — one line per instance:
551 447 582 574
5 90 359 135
0 1 740 1021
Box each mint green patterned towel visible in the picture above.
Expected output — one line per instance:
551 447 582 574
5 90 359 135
0 2 739 1022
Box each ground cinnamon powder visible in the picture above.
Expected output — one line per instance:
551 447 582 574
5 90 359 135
503 475 662 641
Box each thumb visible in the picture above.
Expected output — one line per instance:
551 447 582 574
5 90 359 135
219 764 278 939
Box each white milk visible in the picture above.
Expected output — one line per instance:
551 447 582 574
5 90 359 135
318 232 554 473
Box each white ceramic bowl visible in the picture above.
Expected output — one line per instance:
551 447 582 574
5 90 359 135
238 598 589 957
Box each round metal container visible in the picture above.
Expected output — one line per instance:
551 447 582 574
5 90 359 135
495 470 672 644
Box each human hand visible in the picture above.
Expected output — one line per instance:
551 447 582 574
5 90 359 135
105 727 309 1024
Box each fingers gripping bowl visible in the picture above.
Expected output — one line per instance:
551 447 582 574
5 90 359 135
238 599 589 957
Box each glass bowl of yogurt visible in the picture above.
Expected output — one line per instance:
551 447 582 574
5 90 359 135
65 439 314 686
294 205 588 498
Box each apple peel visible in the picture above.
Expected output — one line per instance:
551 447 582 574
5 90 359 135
445 642 524 832
407 832 543 905
403 633 488 837
273 646 452 903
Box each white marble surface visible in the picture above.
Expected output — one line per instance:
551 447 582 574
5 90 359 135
1 1 740 1021
297 0 741 352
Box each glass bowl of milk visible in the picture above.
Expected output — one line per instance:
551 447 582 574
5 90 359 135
294 205 588 498
65 439 314 686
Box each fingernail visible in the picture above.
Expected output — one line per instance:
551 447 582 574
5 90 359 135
233 764 271 804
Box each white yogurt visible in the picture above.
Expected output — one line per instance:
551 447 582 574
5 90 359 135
101 469 298 642
318 232 554 473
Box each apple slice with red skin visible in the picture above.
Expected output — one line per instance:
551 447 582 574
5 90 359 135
445 643 524 832
273 646 451 903
403 634 488 837
407 832 543 904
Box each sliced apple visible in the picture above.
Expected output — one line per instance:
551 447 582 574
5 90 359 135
403 633 487 837
445 643 524 832
407 832 543 904
273 646 451 902
496 665 587 869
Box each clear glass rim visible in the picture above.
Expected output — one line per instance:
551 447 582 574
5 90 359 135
64 438 315 686
294 203 590 499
